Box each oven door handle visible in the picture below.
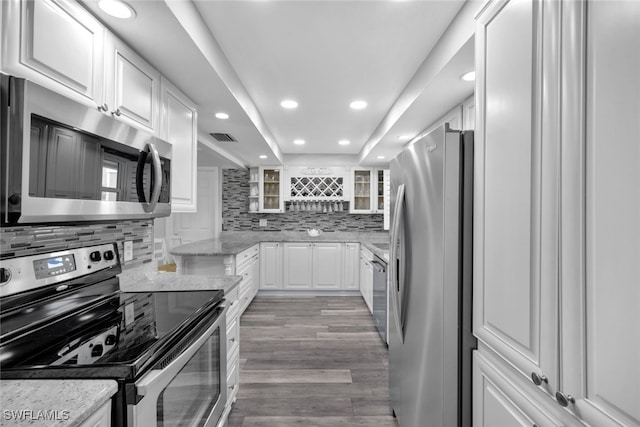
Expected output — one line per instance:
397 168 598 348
135 304 227 399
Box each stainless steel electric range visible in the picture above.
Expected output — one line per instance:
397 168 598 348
0 243 227 427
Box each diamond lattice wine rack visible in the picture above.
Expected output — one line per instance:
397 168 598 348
289 176 344 200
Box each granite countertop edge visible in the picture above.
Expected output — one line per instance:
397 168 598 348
170 231 390 261
0 379 117 427
118 266 242 294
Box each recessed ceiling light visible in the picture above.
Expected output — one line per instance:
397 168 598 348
98 0 136 19
377 155 385 160
215 112 229 119
460 71 475 82
293 139 305 145
259 155 268 159
397 135 412 141
338 140 350 146
349 100 367 110
280 100 298 109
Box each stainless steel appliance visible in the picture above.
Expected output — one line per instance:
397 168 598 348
371 255 388 343
0 74 172 225
0 243 227 427
388 124 475 427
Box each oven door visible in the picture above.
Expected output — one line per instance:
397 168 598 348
128 304 227 427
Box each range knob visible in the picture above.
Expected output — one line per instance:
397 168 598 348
103 250 115 261
91 344 104 358
89 251 102 262
104 334 116 346
0 268 11 285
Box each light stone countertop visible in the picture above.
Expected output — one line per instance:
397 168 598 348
0 379 117 427
118 265 242 294
170 231 390 261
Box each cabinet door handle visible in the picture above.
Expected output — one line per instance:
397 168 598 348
531 372 548 386
111 108 122 117
229 384 236 391
229 337 236 343
555 391 575 407
97 103 109 112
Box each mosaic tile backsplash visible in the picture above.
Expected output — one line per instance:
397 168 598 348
0 220 154 270
223 169 385 232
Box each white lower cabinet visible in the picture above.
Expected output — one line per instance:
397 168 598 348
259 242 283 290
283 243 313 289
342 243 360 290
218 285 240 427
311 243 342 289
260 242 362 291
473 350 565 427
359 247 373 313
235 245 259 315
283 242 344 290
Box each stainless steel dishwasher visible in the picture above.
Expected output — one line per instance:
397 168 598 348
371 255 388 344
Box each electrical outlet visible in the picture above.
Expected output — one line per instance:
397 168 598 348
259 219 267 227
124 241 133 262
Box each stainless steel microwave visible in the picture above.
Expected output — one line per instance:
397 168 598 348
1 74 172 225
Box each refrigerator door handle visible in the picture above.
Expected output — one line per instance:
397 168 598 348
390 183 405 343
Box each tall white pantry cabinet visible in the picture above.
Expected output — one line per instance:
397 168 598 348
473 1 640 426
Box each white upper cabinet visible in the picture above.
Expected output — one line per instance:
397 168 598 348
160 77 197 212
259 167 284 213
350 168 373 213
559 1 640 425
474 0 559 391
103 33 160 134
350 168 388 215
1 0 105 106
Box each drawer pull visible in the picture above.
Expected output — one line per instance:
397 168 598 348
531 372 548 386
555 391 575 407
229 385 236 391
229 337 236 343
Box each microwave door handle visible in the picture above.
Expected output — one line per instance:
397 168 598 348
389 183 405 343
135 143 162 212
147 142 162 211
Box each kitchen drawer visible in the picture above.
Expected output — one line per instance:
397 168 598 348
225 287 240 321
237 259 253 285
227 346 240 404
239 282 253 314
226 316 239 359
236 245 259 268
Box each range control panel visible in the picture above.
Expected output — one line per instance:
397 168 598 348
0 243 120 297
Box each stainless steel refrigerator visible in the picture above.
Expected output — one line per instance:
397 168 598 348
388 124 475 427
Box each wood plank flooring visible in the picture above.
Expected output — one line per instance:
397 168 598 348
227 296 398 427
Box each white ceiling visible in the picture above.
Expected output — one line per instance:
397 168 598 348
80 0 476 167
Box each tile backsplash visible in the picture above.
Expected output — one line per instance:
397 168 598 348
0 220 154 269
223 169 385 232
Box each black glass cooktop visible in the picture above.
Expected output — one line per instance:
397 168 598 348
0 283 224 380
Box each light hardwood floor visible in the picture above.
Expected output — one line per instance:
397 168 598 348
227 295 398 427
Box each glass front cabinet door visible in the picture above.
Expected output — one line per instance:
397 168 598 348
259 167 284 213
350 168 373 213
